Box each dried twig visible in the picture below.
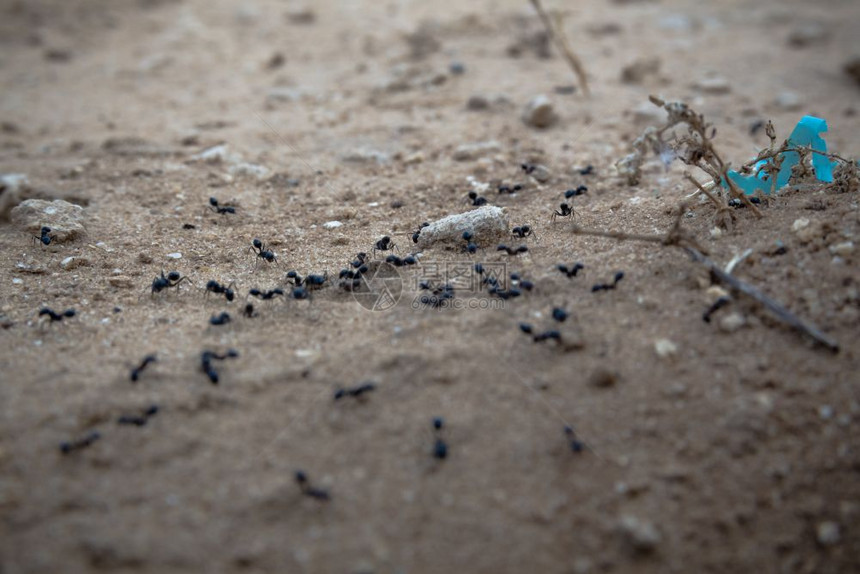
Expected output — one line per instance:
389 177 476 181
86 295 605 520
571 210 840 353
529 0 590 96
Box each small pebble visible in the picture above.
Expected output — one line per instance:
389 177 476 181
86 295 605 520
718 312 746 333
693 76 731 95
774 91 803 111
323 221 344 229
816 521 840 546
452 141 501 161
654 338 678 358
619 515 661 553
829 241 854 257
522 95 558 128
166 252 182 259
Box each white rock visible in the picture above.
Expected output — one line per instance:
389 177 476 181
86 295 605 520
654 338 678 358
0 173 29 219
522 95 558 128
452 141 501 161
619 515 661 552
10 199 87 243
167 252 182 259
228 162 269 179
718 312 746 333
829 241 854 257
816 521 840 546
792 217 810 232
774 91 803 111
323 221 343 229
694 76 731 94
60 256 90 270
417 206 509 248
192 144 237 164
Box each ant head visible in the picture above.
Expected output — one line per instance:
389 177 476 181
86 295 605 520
63 309 76 318
273 288 284 295
209 197 218 206
403 256 416 265
561 203 570 210
167 271 181 282
421 222 429 228
286 270 298 278
552 308 568 322
381 236 390 242
41 226 51 234
522 225 531 232
249 289 261 296
517 246 529 253
206 280 218 289
252 238 262 248
432 417 444 430
226 349 239 358
614 271 625 282
358 265 368 274
468 191 477 199
474 263 484 274
225 290 234 301
519 323 533 334
295 470 308 484
462 231 473 241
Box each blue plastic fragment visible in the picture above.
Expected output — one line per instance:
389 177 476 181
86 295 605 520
726 116 837 195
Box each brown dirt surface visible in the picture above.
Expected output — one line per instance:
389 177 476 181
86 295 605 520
2 0 860 572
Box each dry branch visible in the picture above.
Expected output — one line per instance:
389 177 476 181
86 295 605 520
529 0 590 96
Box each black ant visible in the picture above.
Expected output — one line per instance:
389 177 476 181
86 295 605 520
351 252 369 268
386 254 417 267
209 312 231 326
201 349 239 384
551 203 574 223
498 184 522 194
557 263 584 278
496 244 528 256
462 231 479 254
33 226 54 246
205 280 236 302
432 417 447 460
334 381 376 400
295 470 330 501
291 287 310 300
208 197 236 215
511 225 537 240
518 323 562 343
578 165 594 176
249 288 284 300
703 296 731 323
412 222 430 244
39 308 76 322
564 426 585 453
150 269 190 296
509 273 533 291
373 236 397 258
118 405 159 427
564 185 587 199
591 271 624 292
467 191 487 206
248 238 279 268
59 430 101 454
489 286 521 300
419 283 454 308
130 354 157 382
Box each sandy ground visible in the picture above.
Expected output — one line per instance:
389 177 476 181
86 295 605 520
1 0 860 572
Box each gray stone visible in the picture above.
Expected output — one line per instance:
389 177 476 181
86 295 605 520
452 141 501 161
816 521 840 546
417 206 509 248
0 173 29 220
694 76 731 95
774 91 803 111
11 199 87 243
619 515 661 553
522 95 558 128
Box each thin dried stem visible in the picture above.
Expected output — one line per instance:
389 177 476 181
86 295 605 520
570 210 839 353
529 0 590 96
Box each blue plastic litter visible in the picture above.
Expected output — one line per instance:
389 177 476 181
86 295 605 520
726 116 836 195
